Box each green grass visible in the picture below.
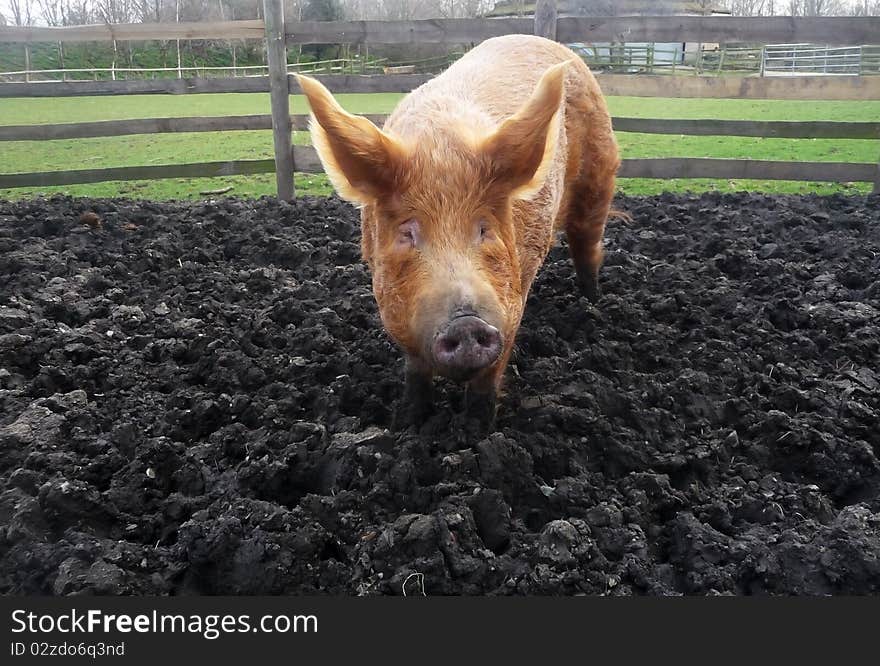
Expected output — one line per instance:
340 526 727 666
1 93 877 200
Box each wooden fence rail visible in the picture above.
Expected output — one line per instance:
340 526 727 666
0 159 279 188
2 116 879 142
0 77 274 97
4 16 880 47
618 157 877 182
1 146 874 190
0 20 265 43
3 73 880 100
1 2 879 196
282 16 880 46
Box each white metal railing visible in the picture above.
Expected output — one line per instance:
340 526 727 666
5 42 876 82
0 57 390 83
0 65 271 77
762 43 865 76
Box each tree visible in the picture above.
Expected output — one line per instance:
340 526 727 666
785 0 848 14
804 0 846 14
726 0 770 15
848 0 880 14
437 0 493 18
65 1 99 25
36 0 64 25
7 0 35 26
693 0 717 13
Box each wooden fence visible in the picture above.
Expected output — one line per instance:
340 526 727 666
1 0 879 197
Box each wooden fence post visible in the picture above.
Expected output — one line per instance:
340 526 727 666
263 0 294 201
534 0 558 41
873 154 880 195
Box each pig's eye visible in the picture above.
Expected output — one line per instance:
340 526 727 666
394 219 420 250
478 219 496 244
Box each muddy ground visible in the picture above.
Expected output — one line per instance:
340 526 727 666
1 192 878 595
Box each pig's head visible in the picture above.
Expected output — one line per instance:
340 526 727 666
296 64 565 382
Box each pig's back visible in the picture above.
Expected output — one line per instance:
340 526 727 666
386 35 591 134
437 35 583 121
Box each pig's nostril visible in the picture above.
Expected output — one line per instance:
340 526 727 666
433 316 502 374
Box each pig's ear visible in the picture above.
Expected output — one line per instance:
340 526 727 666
296 74 406 205
481 61 567 200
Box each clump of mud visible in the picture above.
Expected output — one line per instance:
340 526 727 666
1 192 878 595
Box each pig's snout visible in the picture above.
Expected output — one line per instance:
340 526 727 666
432 315 502 377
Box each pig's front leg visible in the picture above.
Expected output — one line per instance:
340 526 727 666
576 269 601 304
464 367 502 432
396 357 434 428
464 384 497 430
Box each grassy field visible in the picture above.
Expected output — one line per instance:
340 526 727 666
1 92 878 200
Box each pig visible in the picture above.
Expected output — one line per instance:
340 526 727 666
296 34 619 426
